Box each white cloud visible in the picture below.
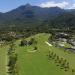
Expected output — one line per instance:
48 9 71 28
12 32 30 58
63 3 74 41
69 4 75 9
39 1 69 9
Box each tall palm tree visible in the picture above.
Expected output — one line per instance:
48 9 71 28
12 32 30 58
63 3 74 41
48 51 52 59
51 52 54 56
55 56 60 66
61 59 67 69
55 56 59 63
64 62 69 71
59 58 63 64
52 53 56 59
49 52 54 59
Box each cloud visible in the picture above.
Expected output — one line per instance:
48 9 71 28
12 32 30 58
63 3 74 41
69 4 75 9
39 1 69 9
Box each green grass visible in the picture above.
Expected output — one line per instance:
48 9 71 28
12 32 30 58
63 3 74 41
15 33 74 75
0 33 75 75
49 45 75 70
0 45 9 75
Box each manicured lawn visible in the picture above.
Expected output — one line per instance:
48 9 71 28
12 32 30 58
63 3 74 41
1 33 75 75
0 46 8 75
15 33 73 75
48 45 75 71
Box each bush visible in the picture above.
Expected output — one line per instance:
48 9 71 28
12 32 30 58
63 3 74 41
20 40 27 46
34 46 37 50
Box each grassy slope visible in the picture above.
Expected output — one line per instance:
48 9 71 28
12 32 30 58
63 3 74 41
0 46 8 75
15 33 73 75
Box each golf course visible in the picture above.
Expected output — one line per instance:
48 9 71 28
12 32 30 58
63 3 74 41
15 33 75 75
0 33 75 75
1 1 75 75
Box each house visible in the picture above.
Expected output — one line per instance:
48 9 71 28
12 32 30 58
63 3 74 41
68 39 75 46
55 33 69 39
65 48 75 53
55 33 69 42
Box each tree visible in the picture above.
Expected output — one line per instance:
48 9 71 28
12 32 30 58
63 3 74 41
59 58 63 64
64 62 69 71
48 51 52 59
55 56 59 63
56 56 60 66
34 46 37 50
28 41 33 45
8 41 18 75
29 38 35 44
20 40 27 46
48 34 55 43
8 42 15 55
51 52 54 57
61 59 67 69
52 53 56 59
72 69 75 75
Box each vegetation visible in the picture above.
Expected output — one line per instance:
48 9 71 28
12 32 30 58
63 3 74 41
0 33 75 75
0 45 8 75
0 4 75 75
8 41 18 75
15 33 75 75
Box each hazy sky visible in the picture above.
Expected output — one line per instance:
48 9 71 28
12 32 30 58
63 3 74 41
0 0 75 12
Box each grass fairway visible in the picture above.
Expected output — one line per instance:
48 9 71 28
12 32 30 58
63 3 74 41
15 33 74 75
0 46 8 75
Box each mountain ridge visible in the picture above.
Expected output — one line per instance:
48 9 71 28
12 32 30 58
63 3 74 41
0 4 75 31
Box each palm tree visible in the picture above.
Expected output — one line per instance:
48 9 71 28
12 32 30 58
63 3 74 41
55 56 59 63
59 58 63 64
51 52 54 56
64 62 69 71
49 51 54 59
52 53 56 59
55 56 60 66
66 62 69 69
48 51 52 59
61 59 67 69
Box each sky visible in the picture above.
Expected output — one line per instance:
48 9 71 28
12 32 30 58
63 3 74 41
0 0 75 12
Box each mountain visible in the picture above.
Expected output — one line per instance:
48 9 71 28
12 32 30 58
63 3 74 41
3 4 64 21
46 11 75 30
0 4 65 27
0 4 75 31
